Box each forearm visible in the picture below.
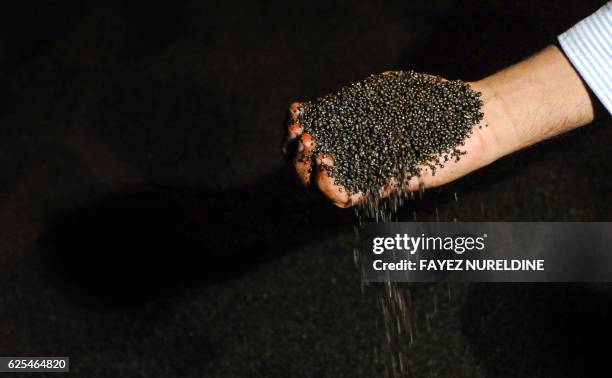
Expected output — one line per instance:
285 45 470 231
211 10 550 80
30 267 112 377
476 45 596 155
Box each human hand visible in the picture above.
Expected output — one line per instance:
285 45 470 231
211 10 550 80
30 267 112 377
282 46 595 208
282 80 512 208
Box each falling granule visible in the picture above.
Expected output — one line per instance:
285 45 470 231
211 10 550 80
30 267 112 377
298 71 483 200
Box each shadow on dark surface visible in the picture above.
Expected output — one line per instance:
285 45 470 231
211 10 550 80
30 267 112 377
38 170 353 308
461 284 612 376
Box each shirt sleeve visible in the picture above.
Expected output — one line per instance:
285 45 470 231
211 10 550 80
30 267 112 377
558 2 612 115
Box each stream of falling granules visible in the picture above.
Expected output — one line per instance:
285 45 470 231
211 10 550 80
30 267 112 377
298 71 484 377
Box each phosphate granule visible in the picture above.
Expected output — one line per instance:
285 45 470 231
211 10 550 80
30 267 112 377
297 71 483 204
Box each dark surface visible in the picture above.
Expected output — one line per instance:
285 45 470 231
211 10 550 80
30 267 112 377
1 0 611 377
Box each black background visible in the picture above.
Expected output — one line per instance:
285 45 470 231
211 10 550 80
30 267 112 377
1 0 611 377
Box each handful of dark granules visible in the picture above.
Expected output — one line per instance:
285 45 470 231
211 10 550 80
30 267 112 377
298 71 484 198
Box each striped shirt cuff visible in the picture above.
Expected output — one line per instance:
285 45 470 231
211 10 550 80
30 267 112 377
558 2 612 115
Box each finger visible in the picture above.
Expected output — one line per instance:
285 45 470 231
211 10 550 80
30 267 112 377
281 102 304 156
314 153 364 208
293 132 315 185
424 74 448 82
282 123 303 157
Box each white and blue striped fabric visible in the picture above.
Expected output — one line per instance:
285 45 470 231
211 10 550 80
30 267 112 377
558 2 612 115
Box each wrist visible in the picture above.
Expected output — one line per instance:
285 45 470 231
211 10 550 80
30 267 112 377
473 46 595 155
468 79 523 158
